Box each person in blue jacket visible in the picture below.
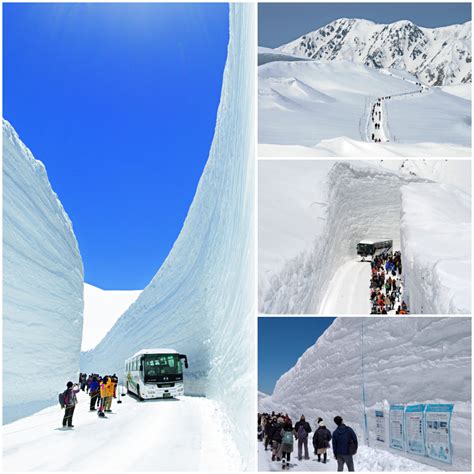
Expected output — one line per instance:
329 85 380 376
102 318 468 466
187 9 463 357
332 416 358 472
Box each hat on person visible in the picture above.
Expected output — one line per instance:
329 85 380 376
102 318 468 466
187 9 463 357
319 421 326 427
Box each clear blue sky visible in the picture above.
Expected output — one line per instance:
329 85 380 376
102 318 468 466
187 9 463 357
3 3 229 290
259 2 472 47
259 317 335 395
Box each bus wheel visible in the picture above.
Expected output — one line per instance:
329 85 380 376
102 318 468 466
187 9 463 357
137 385 143 401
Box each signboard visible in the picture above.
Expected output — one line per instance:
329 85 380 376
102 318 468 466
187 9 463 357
389 405 405 451
425 404 453 464
375 410 385 443
405 404 425 456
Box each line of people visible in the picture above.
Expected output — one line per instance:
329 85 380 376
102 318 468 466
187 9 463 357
369 100 384 143
370 251 408 315
59 373 120 428
258 412 358 471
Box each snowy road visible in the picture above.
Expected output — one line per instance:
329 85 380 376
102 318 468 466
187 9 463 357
258 440 438 471
319 260 371 314
3 390 240 471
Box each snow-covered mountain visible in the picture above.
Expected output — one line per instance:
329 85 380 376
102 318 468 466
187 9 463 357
278 18 471 86
82 283 142 351
3 120 84 423
260 317 471 471
81 4 255 469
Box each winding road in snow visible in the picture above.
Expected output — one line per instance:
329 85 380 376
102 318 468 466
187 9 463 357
365 74 429 144
3 390 239 471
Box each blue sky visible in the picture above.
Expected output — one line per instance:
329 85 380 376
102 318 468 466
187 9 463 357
259 3 472 47
259 317 335 395
3 3 229 290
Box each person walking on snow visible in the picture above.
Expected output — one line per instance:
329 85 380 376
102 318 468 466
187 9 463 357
89 376 100 411
61 381 80 428
294 415 312 461
313 420 332 464
280 419 294 470
271 417 284 462
332 416 358 472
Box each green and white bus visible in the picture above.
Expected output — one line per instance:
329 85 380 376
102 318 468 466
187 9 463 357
125 349 189 400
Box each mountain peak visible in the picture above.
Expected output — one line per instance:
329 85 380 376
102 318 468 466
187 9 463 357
277 18 471 86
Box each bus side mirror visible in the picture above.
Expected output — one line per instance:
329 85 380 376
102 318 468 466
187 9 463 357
139 364 143 371
180 354 189 369
184 361 189 369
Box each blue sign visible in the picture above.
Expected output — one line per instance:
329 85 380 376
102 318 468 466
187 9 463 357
389 405 405 451
405 404 425 456
425 404 453 464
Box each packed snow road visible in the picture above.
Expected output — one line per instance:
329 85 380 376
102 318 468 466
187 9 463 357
258 441 439 471
319 260 371 314
3 390 239 471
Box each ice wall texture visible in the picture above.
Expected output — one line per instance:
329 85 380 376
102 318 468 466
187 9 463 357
81 4 255 469
3 120 84 423
401 183 471 313
260 162 425 313
264 318 471 470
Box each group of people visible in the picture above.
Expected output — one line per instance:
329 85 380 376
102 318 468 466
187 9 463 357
370 251 409 315
60 373 120 428
258 412 358 471
370 100 384 143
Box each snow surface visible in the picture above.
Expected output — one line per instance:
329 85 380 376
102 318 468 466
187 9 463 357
259 160 471 315
258 46 310 66
3 390 239 471
258 442 439 472
258 60 471 157
82 283 141 351
400 183 471 314
260 317 471 471
80 4 255 469
3 120 84 424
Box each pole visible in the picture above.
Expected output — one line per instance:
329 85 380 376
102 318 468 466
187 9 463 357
361 319 369 446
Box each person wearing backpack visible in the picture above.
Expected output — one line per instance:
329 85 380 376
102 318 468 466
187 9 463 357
332 416 358 472
280 420 294 470
294 415 312 461
313 420 332 463
270 417 283 462
60 381 80 428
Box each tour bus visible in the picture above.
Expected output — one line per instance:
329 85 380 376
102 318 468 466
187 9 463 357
356 239 393 260
125 349 189 400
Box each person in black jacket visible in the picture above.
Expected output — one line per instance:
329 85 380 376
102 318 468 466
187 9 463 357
313 420 332 463
332 416 358 472
270 417 283 461
294 415 312 460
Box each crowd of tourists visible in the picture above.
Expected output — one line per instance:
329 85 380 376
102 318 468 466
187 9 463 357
258 411 358 471
59 373 120 428
370 251 409 315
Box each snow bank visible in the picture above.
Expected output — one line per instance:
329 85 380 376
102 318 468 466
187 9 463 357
3 120 84 423
82 283 142 351
260 161 425 313
400 183 471 314
263 317 471 471
81 4 255 469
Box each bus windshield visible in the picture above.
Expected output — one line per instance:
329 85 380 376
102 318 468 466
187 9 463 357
143 354 182 377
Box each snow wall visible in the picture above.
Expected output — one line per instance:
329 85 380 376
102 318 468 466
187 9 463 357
401 183 471 314
261 162 426 314
81 4 255 469
3 120 84 424
260 317 471 471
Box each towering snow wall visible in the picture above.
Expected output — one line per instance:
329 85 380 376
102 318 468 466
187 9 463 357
261 162 426 313
3 120 84 424
400 183 471 314
81 4 255 468
262 317 471 471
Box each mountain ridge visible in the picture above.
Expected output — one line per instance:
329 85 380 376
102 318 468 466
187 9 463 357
277 18 471 86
